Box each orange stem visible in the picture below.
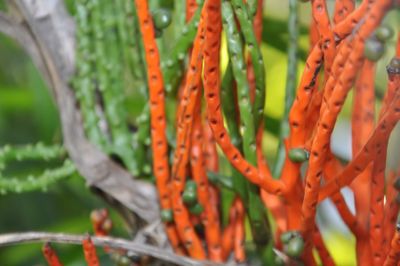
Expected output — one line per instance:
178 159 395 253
313 227 335 266
82 236 100 266
42 243 63 266
134 0 184 254
333 0 355 24
319 60 400 201
311 0 336 75
384 229 400 266
170 11 207 258
384 171 399 255
190 92 222 261
233 198 246 263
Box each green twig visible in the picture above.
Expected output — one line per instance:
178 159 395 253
272 0 298 178
0 159 75 194
74 0 108 148
222 1 271 247
161 6 202 93
230 0 266 130
0 144 75 194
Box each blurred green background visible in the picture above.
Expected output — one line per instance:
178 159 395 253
0 1 398 265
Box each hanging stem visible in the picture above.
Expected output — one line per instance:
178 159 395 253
82 236 100 266
384 228 400 266
134 0 184 254
170 10 207 258
273 0 299 177
333 0 355 24
42 243 63 266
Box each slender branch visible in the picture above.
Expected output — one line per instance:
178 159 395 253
0 232 222 266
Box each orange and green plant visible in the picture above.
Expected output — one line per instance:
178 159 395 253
0 0 399 265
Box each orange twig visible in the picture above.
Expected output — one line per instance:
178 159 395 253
82 236 100 266
233 198 245 263
190 93 222 261
384 171 399 255
333 0 355 24
313 227 335 266
221 201 237 260
134 0 183 254
42 243 63 266
384 228 400 266
311 0 336 75
171 11 207 258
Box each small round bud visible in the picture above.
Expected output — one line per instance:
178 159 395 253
280 231 296 244
152 9 172 30
375 25 394 42
288 148 310 163
90 210 103 223
387 58 400 75
284 235 305 258
161 209 174 222
364 38 385 62
189 203 204 215
185 180 197 192
182 189 197 206
117 255 131 266
274 255 286 266
101 218 113 232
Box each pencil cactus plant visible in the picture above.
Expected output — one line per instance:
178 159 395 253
0 0 400 265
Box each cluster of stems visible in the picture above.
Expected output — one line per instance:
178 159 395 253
38 0 400 265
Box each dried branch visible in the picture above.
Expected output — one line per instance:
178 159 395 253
0 232 222 266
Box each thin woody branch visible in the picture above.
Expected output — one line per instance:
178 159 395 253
0 232 222 266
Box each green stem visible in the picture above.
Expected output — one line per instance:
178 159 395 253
0 159 76 194
0 143 66 170
0 144 74 194
91 0 138 175
230 0 266 130
221 63 248 201
161 5 202 93
74 0 108 148
222 1 271 247
272 0 298 178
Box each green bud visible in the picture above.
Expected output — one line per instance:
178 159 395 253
387 58 400 75
117 256 131 266
274 255 286 266
161 209 173 222
288 148 309 163
189 203 204 215
152 9 172 30
182 189 197 206
284 235 305 258
364 38 385 62
375 25 394 42
185 180 197 191
280 231 294 244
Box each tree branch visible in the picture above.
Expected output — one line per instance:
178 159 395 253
0 232 222 266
